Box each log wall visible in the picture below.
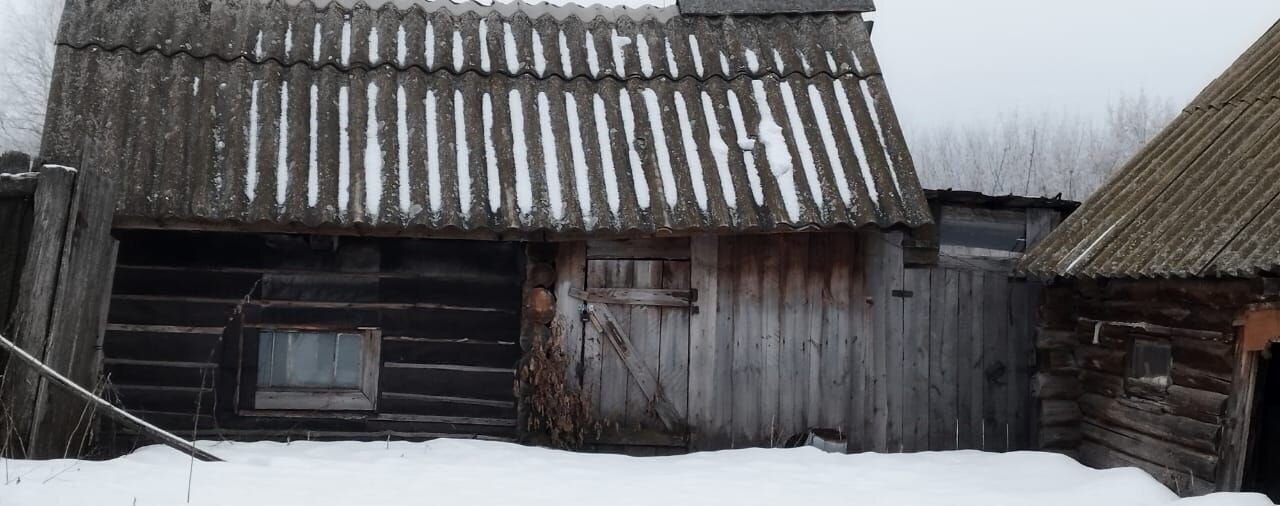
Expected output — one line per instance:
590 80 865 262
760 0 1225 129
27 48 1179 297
1036 277 1269 496
99 230 524 449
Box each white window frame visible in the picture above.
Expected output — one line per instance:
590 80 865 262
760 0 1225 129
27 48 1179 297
252 327 381 411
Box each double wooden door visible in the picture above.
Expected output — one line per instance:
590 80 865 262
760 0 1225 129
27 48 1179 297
574 240 693 446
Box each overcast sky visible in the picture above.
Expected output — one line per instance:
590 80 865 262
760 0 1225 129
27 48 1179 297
868 0 1280 132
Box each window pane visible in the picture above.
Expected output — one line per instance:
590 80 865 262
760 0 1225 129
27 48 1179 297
334 333 364 389
269 332 290 387
257 332 275 387
287 332 337 387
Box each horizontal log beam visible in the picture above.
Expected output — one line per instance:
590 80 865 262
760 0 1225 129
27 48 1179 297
569 287 693 307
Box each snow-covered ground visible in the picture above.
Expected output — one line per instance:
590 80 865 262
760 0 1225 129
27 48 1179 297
0 439 1272 506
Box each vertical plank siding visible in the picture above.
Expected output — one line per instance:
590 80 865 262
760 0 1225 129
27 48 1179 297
587 229 1043 452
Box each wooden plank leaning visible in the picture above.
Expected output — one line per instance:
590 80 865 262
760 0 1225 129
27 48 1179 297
579 302 683 432
0 331 223 462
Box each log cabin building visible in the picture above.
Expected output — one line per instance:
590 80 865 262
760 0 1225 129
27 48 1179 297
1020 19 1280 499
6 0 1070 458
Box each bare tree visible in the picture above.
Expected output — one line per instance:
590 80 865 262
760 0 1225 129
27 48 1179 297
910 91 1178 201
0 0 63 154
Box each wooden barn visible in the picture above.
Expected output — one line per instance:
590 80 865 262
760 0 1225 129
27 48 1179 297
1020 19 1280 499
3 0 1070 458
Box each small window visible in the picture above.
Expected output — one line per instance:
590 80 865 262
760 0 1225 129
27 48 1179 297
254 328 380 411
1126 339 1172 397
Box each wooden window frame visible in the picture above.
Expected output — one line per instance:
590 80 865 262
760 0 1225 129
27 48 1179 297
244 327 381 412
1125 338 1172 399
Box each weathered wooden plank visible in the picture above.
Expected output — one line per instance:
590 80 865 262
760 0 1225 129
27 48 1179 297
1024 208 1059 249
903 267 931 451
883 231 905 452
711 236 736 448
569 287 693 307
1040 400 1082 426
952 271 974 449
1218 341 1257 491
760 235 782 444
807 233 830 434
929 268 960 449
583 260 610 418
658 261 690 422
982 271 1010 451
1008 280 1036 449
1078 393 1218 454
626 261 664 430
779 233 808 437
587 238 691 260
1 166 76 455
846 232 869 453
687 236 721 449
732 238 763 446
1080 420 1218 481
967 272 986 449
824 233 853 433
584 302 682 431
598 261 633 422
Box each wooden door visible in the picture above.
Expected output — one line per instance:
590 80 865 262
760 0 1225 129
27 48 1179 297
576 240 692 447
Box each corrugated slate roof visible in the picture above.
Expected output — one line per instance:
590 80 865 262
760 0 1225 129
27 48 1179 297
1020 20 1280 278
41 0 929 236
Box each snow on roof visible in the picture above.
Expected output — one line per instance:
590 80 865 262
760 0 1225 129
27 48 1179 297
42 0 930 235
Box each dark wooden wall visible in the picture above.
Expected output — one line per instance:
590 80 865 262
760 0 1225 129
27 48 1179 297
0 195 33 333
101 230 523 449
1035 278 1268 496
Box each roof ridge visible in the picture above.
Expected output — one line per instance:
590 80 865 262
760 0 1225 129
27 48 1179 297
57 41 880 82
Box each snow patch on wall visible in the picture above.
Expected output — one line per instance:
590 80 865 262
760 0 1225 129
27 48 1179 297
673 92 708 211
338 85 351 213
751 80 800 221
504 22 521 73
396 25 407 66
779 82 823 218
538 92 565 221
246 80 261 202
619 90 650 210
688 35 703 77
641 88 677 209
807 84 853 209
637 33 653 77
508 89 533 215
611 29 632 76
308 84 319 208
425 91 442 213
532 28 547 76
365 82 383 220
397 85 411 214
565 93 593 221
482 93 501 213
341 20 351 66
831 78 877 209
700 92 735 211
425 22 435 68
593 94 621 216
585 30 600 77
478 20 491 72
726 89 763 206
453 30 465 72
664 37 678 76
454 90 472 217
276 82 290 207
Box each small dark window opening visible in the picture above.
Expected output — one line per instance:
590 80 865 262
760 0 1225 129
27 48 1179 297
1126 339 1172 398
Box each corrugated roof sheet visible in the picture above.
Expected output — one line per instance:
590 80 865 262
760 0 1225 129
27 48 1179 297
1020 20 1280 278
40 0 929 235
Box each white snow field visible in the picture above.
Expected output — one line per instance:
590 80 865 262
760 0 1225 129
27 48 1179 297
0 439 1272 506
